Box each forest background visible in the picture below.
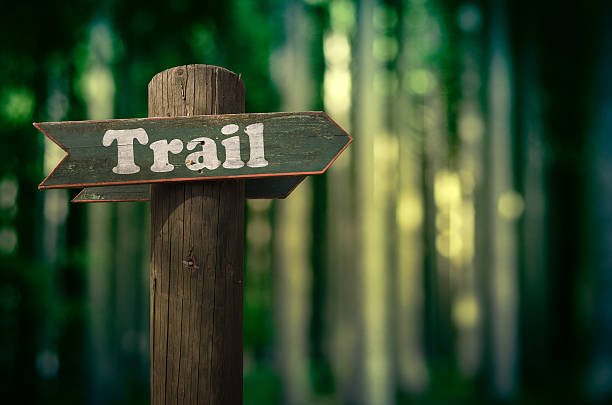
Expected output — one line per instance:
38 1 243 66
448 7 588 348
1 0 611 404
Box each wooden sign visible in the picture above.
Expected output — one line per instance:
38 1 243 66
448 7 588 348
36 111 351 190
72 175 306 202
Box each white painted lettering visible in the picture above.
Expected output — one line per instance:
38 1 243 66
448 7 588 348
103 122 269 175
244 123 268 168
221 136 244 169
221 124 239 135
185 137 221 171
102 128 148 174
150 139 183 172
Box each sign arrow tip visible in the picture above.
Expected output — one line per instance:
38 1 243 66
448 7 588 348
35 122 70 190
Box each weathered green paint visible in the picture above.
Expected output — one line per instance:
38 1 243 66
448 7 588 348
72 175 306 202
36 112 351 189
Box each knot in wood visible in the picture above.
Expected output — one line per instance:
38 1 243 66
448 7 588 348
182 257 198 270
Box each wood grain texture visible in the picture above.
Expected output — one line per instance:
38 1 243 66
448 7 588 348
36 112 351 189
150 65 244 405
72 175 307 202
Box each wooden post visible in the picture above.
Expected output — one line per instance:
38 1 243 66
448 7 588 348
149 65 245 404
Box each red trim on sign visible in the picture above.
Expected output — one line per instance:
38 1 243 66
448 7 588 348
39 169 337 189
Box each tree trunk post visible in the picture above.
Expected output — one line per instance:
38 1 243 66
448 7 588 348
149 65 245 404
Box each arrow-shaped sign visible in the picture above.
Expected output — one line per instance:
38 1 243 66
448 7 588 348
36 112 351 190
72 175 306 202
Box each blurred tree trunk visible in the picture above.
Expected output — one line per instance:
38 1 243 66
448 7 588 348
354 0 393 403
423 6 452 375
515 10 549 388
82 20 118 403
486 0 519 397
88 204 115 402
533 1 597 397
323 1 360 402
393 0 428 394
454 2 485 379
587 3 612 400
272 1 315 404
115 203 149 388
41 67 71 390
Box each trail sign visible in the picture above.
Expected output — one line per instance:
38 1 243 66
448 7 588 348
72 175 306 202
36 112 351 190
